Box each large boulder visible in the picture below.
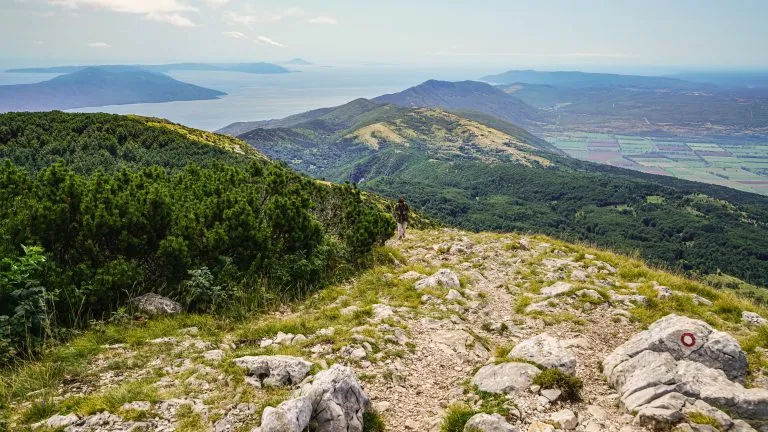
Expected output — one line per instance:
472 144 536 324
508 333 577 374
463 413 517 432
414 269 460 291
603 314 747 383
603 314 768 427
234 356 312 387
131 293 182 316
258 364 369 432
471 362 541 394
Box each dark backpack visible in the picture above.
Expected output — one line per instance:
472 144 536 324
395 203 409 222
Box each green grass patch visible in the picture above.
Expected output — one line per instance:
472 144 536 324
363 409 386 432
441 403 476 432
532 369 583 402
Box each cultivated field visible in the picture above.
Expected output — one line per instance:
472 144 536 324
545 132 768 195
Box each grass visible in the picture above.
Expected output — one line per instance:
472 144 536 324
685 412 722 431
440 404 476 432
363 409 386 432
532 369 583 402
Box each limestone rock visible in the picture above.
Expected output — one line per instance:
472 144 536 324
603 314 747 383
656 286 673 300
742 311 768 327
471 362 541 394
446 289 465 301
399 271 426 281
32 413 79 429
539 281 573 297
508 333 577 374
548 409 578 430
463 413 517 432
131 293 182 315
414 269 461 291
297 364 370 432
527 421 555 432
234 355 312 387
259 396 313 432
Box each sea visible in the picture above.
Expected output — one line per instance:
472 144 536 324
0 65 492 131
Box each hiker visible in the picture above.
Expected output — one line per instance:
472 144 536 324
394 197 409 240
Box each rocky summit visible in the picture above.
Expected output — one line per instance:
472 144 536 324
5 229 768 432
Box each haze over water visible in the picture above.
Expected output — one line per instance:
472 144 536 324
0 66 491 131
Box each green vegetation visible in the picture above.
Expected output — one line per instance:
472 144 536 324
238 95 768 288
363 409 386 432
0 112 394 363
685 412 722 431
440 403 476 432
532 368 583 402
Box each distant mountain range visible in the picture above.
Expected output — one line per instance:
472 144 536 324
0 66 225 112
220 88 768 287
7 62 290 74
480 69 709 90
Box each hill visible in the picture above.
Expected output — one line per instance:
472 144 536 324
480 69 707 90
3 228 767 431
233 99 768 287
282 58 313 66
0 111 394 366
6 62 290 75
373 79 551 129
0 67 226 112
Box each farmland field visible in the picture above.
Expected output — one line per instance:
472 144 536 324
544 132 768 195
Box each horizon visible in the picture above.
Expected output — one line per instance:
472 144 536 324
2 0 768 72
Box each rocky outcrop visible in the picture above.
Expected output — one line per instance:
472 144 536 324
603 314 768 430
603 314 747 383
471 362 541 394
414 269 461 291
742 311 767 327
508 333 577 375
234 356 312 388
463 413 517 431
131 293 182 316
257 364 369 432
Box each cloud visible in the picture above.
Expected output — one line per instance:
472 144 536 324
222 31 248 39
222 31 284 47
203 0 229 6
50 0 198 26
145 12 196 27
255 36 284 47
223 7 306 25
87 41 112 48
32 40 44 45
307 16 337 24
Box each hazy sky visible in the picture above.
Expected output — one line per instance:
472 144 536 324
2 0 767 70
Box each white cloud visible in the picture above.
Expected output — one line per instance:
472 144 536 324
87 41 112 48
145 12 196 27
223 7 305 25
50 0 198 27
255 36 284 47
307 16 337 25
433 51 639 58
222 30 247 39
222 31 284 48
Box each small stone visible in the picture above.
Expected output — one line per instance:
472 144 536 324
260 339 274 348
446 289 465 301
274 332 294 345
691 294 713 306
203 349 225 361
463 413 516 431
179 326 199 335
340 305 360 315
405 419 419 429
528 420 555 432
529 384 542 394
121 401 152 411
292 334 308 344
33 413 80 429
548 409 578 430
541 388 561 402
742 311 768 327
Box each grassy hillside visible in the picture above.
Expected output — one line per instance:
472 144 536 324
0 112 394 364
2 228 766 431
237 102 768 287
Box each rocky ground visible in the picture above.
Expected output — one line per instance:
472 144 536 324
3 229 767 432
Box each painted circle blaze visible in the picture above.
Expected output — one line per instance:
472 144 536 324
680 332 696 347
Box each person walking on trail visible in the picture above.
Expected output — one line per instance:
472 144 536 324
395 197 410 240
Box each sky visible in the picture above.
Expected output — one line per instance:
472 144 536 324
1 0 768 71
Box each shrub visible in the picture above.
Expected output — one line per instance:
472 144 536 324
532 368 583 402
